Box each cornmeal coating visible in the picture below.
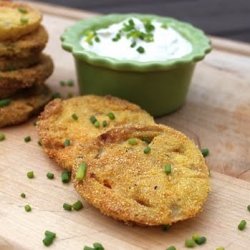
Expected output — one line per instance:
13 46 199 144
36 95 155 170
72 124 210 226
0 84 52 128
0 25 48 59
0 2 42 41
0 53 41 71
0 54 54 90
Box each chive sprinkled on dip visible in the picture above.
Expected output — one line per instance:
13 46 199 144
80 17 192 62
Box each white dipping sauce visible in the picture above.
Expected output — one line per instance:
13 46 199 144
80 18 192 62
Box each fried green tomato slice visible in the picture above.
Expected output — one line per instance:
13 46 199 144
0 2 42 41
36 95 155 170
0 84 52 128
0 25 48 59
0 54 54 91
72 124 210 226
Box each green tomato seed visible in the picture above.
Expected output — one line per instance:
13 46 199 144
27 171 34 179
238 219 247 230
63 203 72 211
185 239 195 248
0 134 5 141
72 200 83 211
61 170 71 183
24 204 31 212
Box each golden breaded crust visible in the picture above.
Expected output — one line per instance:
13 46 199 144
0 25 48 59
36 95 155 170
0 53 41 71
0 83 52 128
0 54 54 88
72 124 210 226
0 2 42 41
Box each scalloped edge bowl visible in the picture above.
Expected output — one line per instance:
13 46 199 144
61 14 212 116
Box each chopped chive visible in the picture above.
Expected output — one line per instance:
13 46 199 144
93 242 105 250
247 205 250 211
166 246 176 250
18 7 28 14
72 113 78 120
60 80 66 86
90 116 97 124
46 172 54 179
130 41 137 48
61 170 71 183
52 92 61 99
84 247 95 250
33 121 37 126
238 219 247 230
24 204 31 212
64 139 70 147
94 121 100 128
0 134 5 141
38 141 42 146
144 146 151 154
162 224 171 231
216 247 225 250
75 163 87 181
27 171 34 179
128 138 137 145
194 236 207 245
136 46 145 54
21 193 26 198
63 203 72 211
142 137 151 144
67 79 74 86
201 148 209 157
20 17 29 23
43 231 56 246
0 98 11 107
67 92 73 98
164 164 172 175
185 239 195 248
95 36 101 42
24 136 31 142
107 112 115 120
102 120 107 127
72 200 83 211
192 232 200 241
161 23 168 29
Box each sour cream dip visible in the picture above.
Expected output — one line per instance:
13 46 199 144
80 18 193 62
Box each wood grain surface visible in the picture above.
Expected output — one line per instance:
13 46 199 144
1 3 250 249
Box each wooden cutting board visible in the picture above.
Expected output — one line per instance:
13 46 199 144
1 2 250 249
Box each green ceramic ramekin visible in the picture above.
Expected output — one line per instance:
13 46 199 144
61 14 211 117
